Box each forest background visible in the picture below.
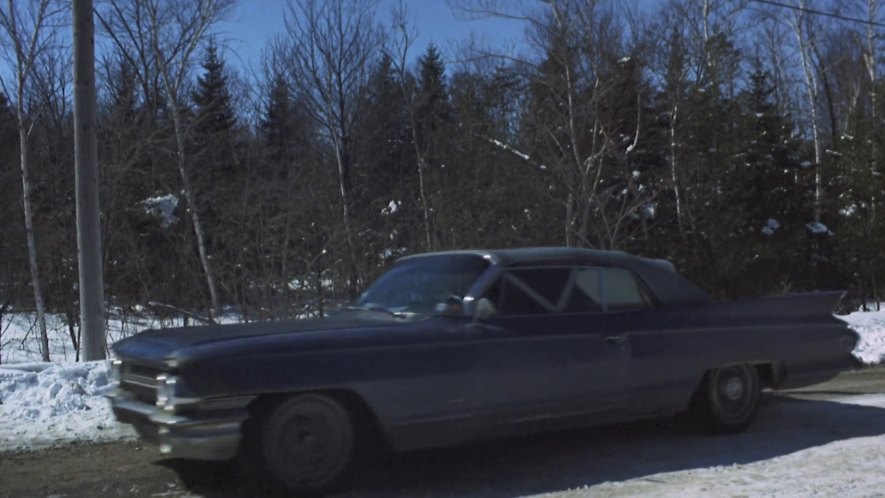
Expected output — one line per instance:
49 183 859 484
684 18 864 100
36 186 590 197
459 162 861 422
1 0 883 360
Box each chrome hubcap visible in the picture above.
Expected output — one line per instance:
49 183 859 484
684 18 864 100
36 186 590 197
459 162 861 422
724 377 744 400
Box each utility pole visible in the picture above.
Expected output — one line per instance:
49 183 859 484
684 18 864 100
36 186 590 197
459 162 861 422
73 0 105 361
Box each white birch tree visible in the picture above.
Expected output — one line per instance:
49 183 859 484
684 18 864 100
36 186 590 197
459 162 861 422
0 0 66 361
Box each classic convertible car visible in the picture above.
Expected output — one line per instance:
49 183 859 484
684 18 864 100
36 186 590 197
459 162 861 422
108 248 858 494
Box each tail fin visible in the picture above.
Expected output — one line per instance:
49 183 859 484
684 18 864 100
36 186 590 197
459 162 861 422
711 291 846 322
758 291 845 316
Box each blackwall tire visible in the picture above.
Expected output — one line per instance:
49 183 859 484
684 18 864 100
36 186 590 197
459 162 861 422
694 364 760 434
260 394 356 495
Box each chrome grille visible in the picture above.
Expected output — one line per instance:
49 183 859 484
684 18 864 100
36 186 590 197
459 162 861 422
120 364 163 404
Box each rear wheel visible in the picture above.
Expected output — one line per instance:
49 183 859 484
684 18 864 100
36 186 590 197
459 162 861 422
692 364 760 434
257 394 356 495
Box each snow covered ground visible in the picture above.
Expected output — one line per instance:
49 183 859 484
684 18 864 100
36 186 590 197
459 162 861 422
0 361 137 452
1 306 884 460
842 308 885 365
0 308 239 453
537 392 885 498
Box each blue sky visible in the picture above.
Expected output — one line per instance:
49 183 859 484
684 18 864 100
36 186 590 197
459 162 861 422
218 0 527 74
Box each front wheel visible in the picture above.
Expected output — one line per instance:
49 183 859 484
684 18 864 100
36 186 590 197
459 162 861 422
692 364 760 434
259 394 356 495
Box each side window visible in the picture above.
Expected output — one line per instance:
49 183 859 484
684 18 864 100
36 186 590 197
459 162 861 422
484 268 570 316
563 268 603 312
604 268 650 311
499 278 548 315
480 266 651 315
509 268 571 305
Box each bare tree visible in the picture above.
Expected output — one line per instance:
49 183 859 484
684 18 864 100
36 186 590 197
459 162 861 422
390 6 434 251
96 0 233 318
0 0 67 361
455 0 653 249
281 0 384 288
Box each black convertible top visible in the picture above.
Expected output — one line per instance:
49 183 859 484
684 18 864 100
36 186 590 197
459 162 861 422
400 247 711 306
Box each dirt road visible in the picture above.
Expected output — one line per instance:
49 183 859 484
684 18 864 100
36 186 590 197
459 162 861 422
3 367 885 497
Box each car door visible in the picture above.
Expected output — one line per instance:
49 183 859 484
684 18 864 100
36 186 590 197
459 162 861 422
587 266 665 416
469 266 632 428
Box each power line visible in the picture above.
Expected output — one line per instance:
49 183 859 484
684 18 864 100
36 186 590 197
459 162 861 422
750 0 885 29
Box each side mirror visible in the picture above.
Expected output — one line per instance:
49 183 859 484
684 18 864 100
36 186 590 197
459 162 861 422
434 295 465 316
473 297 497 321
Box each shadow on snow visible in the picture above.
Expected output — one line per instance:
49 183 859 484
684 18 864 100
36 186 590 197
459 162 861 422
160 393 885 497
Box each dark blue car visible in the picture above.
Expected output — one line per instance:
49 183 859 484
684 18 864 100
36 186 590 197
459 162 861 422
108 247 858 494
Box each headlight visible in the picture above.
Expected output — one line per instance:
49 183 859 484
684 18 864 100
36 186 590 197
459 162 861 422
109 360 123 387
156 374 179 410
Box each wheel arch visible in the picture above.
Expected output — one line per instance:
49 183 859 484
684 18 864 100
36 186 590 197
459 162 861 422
243 388 391 451
692 361 780 391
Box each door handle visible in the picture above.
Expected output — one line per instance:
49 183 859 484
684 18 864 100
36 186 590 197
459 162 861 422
603 335 627 345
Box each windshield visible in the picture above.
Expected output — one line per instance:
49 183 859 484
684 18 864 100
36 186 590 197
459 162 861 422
353 254 490 315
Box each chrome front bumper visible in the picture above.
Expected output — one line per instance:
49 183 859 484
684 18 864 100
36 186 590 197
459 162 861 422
107 388 256 461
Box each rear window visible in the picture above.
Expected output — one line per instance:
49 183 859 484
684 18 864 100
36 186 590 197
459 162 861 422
604 267 651 310
563 268 603 312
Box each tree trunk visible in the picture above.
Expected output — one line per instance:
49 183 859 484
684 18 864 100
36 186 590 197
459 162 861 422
670 101 685 236
409 131 433 251
865 0 878 224
170 107 221 318
332 143 359 292
793 4 823 223
0 298 10 365
18 126 49 362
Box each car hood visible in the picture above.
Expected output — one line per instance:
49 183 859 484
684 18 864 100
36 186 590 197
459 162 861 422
113 311 425 364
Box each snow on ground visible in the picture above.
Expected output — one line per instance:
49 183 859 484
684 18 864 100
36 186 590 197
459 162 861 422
538 393 885 498
0 309 239 453
0 306 883 456
0 361 136 452
842 307 885 365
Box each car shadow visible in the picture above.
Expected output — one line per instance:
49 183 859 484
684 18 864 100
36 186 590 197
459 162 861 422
160 393 885 497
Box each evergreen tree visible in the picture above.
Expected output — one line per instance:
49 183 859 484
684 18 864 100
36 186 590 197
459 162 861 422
415 44 450 169
445 66 553 249
668 31 746 297
190 40 240 306
354 54 415 262
719 62 811 296
261 73 313 182
831 76 885 306
193 40 235 137
0 92 25 302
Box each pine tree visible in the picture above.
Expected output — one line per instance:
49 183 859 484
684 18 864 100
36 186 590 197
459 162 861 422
190 39 240 307
720 62 811 296
0 92 24 304
354 54 415 265
415 44 450 167
667 31 746 297
193 40 235 137
832 76 885 306
261 73 311 183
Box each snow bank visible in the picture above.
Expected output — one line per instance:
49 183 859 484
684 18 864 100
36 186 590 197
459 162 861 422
0 361 136 452
842 307 885 365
